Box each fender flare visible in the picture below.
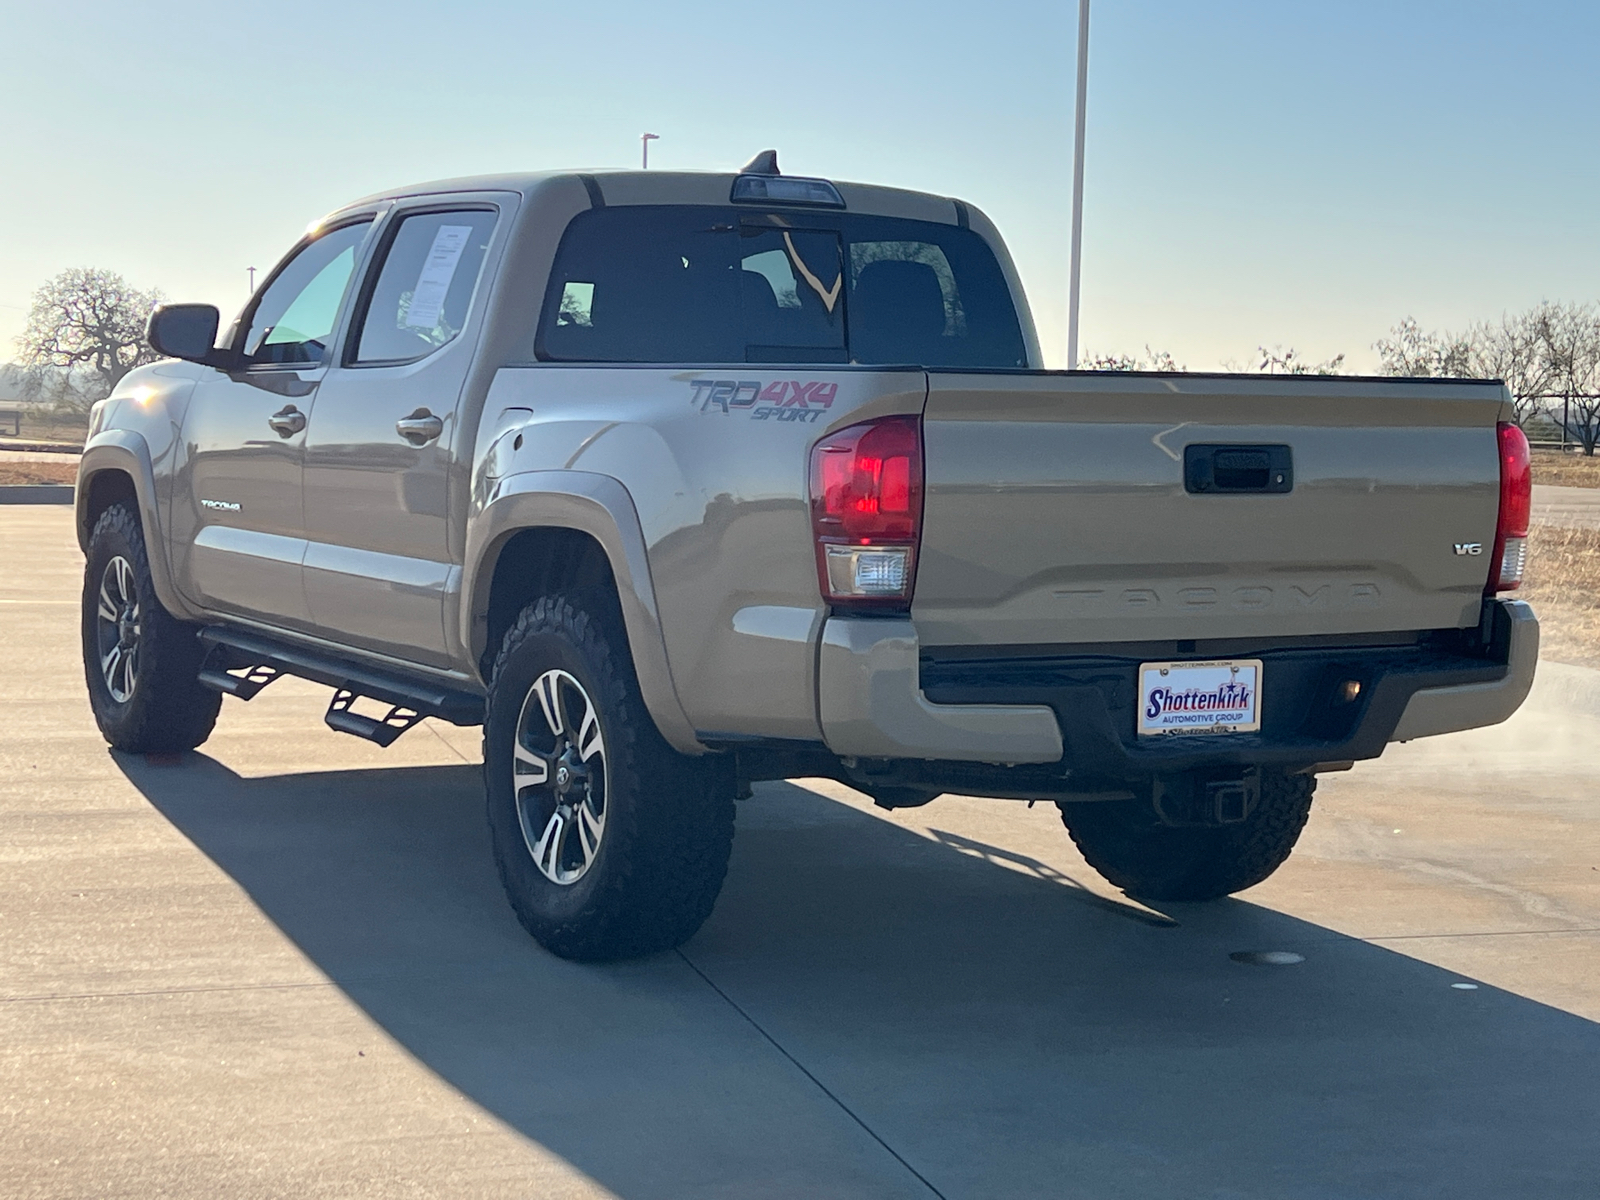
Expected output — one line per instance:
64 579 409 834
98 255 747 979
462 469 705 755
76 432 199 624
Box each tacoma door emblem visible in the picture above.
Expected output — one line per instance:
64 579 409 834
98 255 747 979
201 499 241 512
1453 542 1483 556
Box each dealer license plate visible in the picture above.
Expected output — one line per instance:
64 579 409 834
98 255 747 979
1137 659 1263 737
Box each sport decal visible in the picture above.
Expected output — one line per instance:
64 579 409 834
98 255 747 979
690 379 839 422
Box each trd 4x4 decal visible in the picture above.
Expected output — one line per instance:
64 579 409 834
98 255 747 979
690 379 839 419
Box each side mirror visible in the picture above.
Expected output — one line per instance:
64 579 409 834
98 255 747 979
147 304 226 366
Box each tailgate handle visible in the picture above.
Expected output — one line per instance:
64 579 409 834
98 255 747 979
1184 444 1292 494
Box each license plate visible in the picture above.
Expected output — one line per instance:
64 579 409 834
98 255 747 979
1137 659 1262 737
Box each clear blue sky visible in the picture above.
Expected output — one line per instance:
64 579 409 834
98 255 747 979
3 0 1597 371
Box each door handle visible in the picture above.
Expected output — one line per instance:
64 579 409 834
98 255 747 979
267 405 306 437
396 409 444 446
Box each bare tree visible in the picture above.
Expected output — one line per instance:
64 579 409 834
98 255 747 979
1533 301 1600 456
1466 308 1555 428
1374 317 1472 377
1080 345 1186 372
1255 345 1346 375
15 268 163 411
1379 310 1567 428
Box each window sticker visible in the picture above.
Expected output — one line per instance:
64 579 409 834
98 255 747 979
404 224 473 328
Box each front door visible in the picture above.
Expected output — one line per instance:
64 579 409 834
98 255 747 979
299 204 501 667
172 218 376 629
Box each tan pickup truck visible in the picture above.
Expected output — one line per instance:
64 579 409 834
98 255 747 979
78 153 1537 960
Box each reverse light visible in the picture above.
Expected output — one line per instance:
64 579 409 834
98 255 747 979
809 415 923 610
1488 421 1531 592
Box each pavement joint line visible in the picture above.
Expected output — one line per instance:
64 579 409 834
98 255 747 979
0 979 338 1005
1357 926 1600 942
424 720 477 765
1266 925 1600 948
675 947 948 1200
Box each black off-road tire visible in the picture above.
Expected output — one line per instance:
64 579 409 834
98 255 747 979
483 594 735 962
1058 771 1316 901
81 504 221 754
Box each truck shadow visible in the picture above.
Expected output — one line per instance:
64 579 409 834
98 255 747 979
120 754 1600 1199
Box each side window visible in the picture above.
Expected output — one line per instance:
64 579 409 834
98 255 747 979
538 207 739 363
352 210 497 364
243 221 372 366
739 228 846 363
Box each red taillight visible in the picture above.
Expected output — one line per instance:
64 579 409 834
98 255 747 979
1488 421 1531 593
809 415 923 609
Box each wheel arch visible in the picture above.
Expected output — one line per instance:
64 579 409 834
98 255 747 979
76 434 195 622
463 470 704 755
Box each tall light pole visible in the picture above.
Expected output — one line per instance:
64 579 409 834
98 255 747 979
247 266 256 294
641 132 659 168
1066 0 1090 370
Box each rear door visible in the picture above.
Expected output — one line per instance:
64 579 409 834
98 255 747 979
912 373 1507 648
172 218 376 628
298 200 505 666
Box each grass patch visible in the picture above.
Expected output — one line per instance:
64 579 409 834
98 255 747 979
0 407 90 448
1522 522 1600 668
1532 449 1600 489
0 462 76 486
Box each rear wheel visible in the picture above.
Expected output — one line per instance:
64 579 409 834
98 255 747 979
1058 770 1315 901
81 504 221 753
484 594 735 961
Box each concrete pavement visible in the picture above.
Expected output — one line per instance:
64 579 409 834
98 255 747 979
3 504 1599 1198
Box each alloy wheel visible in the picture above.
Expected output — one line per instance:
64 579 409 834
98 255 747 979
513 669 608 885
95 555 141 704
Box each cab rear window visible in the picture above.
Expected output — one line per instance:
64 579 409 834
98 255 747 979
535 205 1026 368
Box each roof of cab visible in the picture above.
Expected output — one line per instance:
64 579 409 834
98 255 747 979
328 169 966 228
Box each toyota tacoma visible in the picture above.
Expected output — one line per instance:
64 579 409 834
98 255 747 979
77 153 1538 960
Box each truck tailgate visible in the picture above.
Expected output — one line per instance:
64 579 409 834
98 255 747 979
913 372 1510 647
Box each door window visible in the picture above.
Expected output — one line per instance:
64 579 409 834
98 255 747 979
351 210 497 364
242 220 372 366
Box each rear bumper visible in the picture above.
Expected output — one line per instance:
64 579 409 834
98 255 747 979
1390 600 1538 741
817 619 1064 763
817 601 1537 777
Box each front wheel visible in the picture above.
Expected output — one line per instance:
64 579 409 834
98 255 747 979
483 595 735 961
1058 770 1315 901
81 504 221 754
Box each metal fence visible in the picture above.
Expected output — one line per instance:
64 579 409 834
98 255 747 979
1524 397 1599 451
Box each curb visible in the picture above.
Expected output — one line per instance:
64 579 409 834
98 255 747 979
0 442 83 455
0 485 74 505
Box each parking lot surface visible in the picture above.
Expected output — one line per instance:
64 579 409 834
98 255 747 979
3 504 1598 1199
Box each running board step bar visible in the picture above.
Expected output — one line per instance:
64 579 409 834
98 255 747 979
197 663 282 701
196 627 484 744
324 688 425 748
